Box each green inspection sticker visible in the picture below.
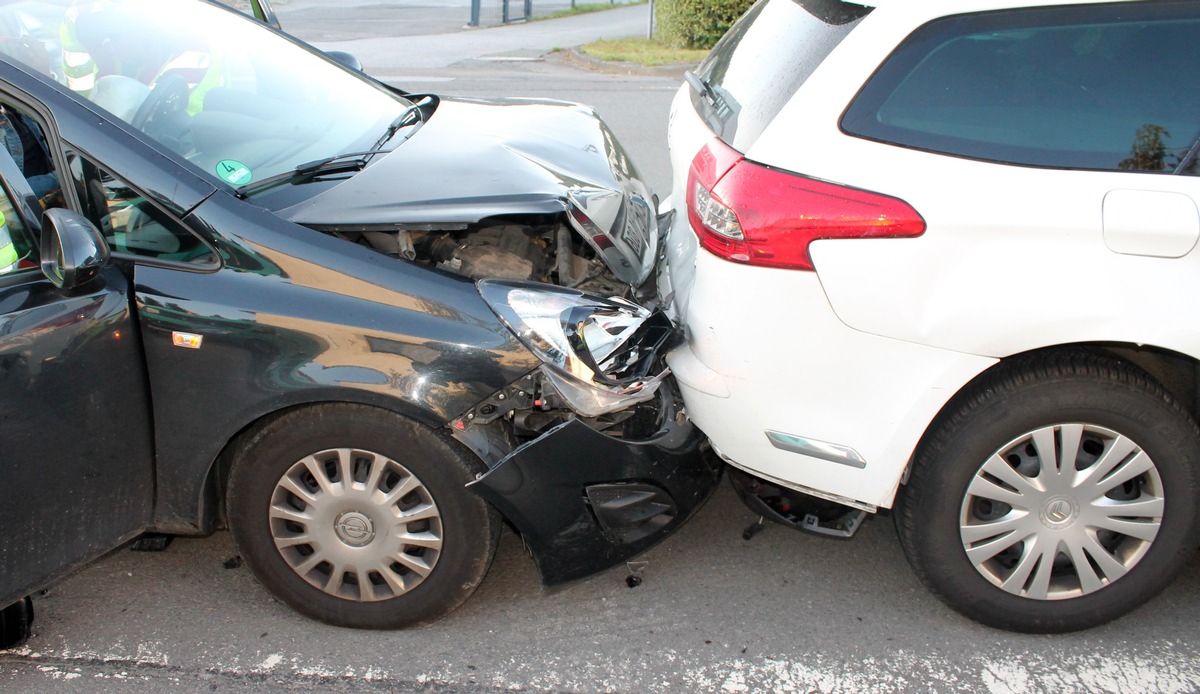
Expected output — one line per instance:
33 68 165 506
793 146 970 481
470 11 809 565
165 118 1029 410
216 159 253 186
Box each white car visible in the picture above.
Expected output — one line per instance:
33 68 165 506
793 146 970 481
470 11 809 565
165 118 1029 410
660 0 1200 632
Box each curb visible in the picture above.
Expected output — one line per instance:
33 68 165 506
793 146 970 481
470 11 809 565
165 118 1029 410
560 47 695 78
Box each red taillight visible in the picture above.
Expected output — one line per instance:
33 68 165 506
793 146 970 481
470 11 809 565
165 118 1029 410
686 138 926 271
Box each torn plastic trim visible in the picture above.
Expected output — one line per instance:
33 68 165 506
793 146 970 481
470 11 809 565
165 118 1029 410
728 466 868 540
478 279 677 417
466 387 721 586
446 367 652 469
722 453 878 514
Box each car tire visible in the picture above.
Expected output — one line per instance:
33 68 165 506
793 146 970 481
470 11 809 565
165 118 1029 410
0 596 33 650
227 404 499 629
895 350 1200 633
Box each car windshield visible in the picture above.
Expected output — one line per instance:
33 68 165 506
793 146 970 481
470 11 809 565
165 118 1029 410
0 0 413 190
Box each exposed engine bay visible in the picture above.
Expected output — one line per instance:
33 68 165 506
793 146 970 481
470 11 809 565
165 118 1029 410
331 217 632 299
276 96 661 301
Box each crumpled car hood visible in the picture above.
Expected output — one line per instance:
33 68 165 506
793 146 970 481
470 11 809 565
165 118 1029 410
277 96 659 286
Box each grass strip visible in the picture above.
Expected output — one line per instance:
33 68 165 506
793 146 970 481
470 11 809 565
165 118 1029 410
536 1 646 21
579 37 708 66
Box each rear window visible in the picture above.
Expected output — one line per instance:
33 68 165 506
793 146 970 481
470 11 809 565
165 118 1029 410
693 0 872 151
841 2 1200 173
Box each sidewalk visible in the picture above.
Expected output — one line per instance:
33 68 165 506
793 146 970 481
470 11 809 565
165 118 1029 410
298 3 653 71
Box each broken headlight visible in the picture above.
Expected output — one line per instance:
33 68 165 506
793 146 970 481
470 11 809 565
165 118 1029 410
478 279 675 417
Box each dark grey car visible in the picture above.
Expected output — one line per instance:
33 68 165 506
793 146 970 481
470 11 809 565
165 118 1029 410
0 0 718 647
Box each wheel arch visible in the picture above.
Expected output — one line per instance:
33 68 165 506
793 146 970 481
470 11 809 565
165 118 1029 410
221 400 500 628
891 341 1200 632
154 391 469 536
898 341 1200 498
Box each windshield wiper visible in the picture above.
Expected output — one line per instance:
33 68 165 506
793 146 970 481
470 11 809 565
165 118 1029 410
370 102 424 152
236 102 427 198
236 155 371 197
294 150 377 175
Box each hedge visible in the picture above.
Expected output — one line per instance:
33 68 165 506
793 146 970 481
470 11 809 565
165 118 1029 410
655 0 755 50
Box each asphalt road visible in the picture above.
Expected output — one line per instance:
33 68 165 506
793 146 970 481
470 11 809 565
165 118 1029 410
273 0 646 39
4 6 1200 694
4 479 1200 692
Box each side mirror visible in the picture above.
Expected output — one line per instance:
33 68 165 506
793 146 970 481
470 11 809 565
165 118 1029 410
325 51 363 72
249 0 281 30
40 208 110 291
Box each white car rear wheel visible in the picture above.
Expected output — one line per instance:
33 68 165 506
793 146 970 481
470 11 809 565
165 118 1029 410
896 351 1200 632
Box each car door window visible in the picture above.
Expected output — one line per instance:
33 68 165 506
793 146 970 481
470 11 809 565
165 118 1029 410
1180 149 1200 177
64 151 217 265
841 2 1200 173
0 101 56 276
0 106 58 199
0 176 36 277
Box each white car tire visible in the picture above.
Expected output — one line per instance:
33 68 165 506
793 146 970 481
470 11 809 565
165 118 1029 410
896 350 1200 633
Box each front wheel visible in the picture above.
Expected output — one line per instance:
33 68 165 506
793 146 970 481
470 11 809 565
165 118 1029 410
227 404 499 629
896 351 1200 633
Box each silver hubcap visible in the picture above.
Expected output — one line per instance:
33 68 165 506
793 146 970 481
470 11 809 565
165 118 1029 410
959 424 1164 600
269 448 443 602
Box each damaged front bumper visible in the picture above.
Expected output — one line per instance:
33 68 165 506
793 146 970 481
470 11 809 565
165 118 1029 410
466 386 719 585
453 279 721 585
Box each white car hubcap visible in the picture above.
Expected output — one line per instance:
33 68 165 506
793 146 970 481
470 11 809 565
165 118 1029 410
959 424 1163 600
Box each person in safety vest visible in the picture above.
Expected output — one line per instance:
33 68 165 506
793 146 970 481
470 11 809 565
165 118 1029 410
153 50 224 117
60 2 99 96
0 211 17 275
60 1 225 115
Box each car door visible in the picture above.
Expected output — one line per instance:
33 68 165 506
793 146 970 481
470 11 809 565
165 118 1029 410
0 97 155 609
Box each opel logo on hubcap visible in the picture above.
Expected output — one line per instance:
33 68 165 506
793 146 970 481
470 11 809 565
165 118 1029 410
1040 496 1080 529
334 511 376 547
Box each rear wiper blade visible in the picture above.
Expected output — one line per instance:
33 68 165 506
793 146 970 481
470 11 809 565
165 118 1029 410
685 70 718 106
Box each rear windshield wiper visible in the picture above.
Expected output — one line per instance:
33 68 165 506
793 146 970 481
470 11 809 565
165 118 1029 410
685 70 718 107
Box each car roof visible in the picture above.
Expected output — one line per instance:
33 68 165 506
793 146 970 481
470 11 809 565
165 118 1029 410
864 0 1160 9
854 0 1172 30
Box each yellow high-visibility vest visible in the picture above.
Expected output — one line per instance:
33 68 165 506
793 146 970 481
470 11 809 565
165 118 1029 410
61 6 98 95
0 211 18 273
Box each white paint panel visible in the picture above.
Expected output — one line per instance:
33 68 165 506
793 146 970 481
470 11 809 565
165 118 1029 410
664 248 994 509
